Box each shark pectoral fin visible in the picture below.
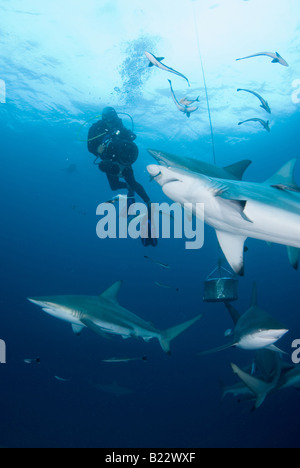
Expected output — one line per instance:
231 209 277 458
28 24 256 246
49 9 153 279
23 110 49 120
287 247 300 270
72 324 85 336
267 345 288 355
148 63 154 68
101 281 123 303
223 160 252 180
199 342 237 356
160 314 202 353
216 230 247 276
272 58 280 63
81 319 111 340
231 363 270 409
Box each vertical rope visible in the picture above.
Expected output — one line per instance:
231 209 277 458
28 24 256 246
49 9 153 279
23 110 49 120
192 3 216 165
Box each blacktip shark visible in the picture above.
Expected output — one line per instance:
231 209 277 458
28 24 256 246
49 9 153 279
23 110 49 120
238 118 270 132
221 350 282 401
231 362 281 409
28 281 202 354
199 284 288 356
147 149 252 181
102 356 147 363
230 353 297 410
236 51 289 67
147 159 300 274
237 89 271 114
168 80 198 118
145 51 190 86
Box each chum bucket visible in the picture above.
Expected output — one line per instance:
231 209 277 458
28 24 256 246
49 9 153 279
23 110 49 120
203 264 238 303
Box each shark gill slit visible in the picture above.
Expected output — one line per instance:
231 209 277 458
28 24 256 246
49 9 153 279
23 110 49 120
192 2 216 166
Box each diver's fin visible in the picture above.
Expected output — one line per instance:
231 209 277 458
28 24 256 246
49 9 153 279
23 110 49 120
231 363 271 409
223 160 252 180
141 218 158 248
287 246 300 270
101 281 123 303
199 342 237 356
216 230 247 276
72 324 85 336
265 159 300 192
159 315 202 354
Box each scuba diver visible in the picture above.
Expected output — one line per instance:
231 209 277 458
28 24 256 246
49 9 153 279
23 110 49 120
88 107 157 247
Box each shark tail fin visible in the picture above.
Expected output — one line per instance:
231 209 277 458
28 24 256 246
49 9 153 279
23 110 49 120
159 315 202 353
231 363 271 410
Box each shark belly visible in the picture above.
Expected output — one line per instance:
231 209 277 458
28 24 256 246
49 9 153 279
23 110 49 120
236 200 300 248
88 318 134 338
201 197 300 249
238 329 288 350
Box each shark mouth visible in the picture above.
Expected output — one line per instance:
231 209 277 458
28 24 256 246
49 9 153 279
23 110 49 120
162 178 182 187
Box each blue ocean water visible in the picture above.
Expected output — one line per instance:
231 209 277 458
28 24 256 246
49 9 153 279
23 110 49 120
1 0 300 449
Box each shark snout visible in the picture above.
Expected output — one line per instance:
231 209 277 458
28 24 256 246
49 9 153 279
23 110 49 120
28 298 48 307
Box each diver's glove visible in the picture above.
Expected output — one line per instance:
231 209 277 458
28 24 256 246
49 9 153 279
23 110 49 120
141 202 158 248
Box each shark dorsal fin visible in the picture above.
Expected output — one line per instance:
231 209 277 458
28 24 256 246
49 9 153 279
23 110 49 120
251 283 258 307
101 281 123 303
225 303 241 325
223 160 252 180
265 159 300 191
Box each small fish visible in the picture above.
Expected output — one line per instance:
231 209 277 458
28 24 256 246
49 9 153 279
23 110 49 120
237 89 271 114
102 356 147 363
179 96 200 106
106 194 135 205
236 51 289 67
144 256 170 269
238 118 270 132
168 80 198 118
145 51 190 86
54 376 70 382
24 357 41 365
155 282 179 292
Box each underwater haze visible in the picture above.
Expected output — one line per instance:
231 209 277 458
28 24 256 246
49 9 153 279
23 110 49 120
1 0 300 449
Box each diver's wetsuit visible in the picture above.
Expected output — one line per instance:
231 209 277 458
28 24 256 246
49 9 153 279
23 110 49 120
88 118 150 204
